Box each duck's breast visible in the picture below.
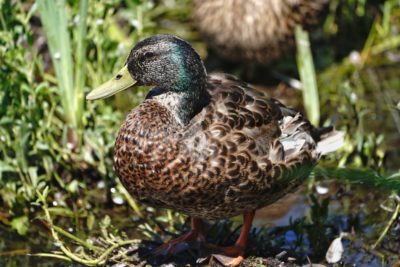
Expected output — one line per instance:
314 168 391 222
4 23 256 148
113 100 184 206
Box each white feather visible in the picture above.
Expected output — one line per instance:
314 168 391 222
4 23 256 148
316 131 345 155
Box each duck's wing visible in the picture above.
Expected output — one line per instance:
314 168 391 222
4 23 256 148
178 73 341 217
184 73 317 168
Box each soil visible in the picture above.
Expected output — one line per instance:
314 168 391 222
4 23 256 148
106 240 301 267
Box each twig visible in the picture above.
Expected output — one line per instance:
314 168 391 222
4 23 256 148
36 188 141 266
149 216 179 237
53 225 101 252
30 253 73 262
371 202 400 250
0 249 29 256
116 179 144 218
362 244 385 259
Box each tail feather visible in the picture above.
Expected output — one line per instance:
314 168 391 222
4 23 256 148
275 99 344 159
316 130 345 155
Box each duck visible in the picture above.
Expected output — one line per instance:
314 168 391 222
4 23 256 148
192 0 328 63
86 34 342 266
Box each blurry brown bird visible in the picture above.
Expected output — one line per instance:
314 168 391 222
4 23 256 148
87 34 342 266
193 0 329 63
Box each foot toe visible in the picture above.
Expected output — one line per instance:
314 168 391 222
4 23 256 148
212 254 244 267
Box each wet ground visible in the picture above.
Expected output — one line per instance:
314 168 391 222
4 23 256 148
1 179 399 266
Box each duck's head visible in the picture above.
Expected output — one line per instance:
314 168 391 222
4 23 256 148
87 35 209 124
87 34 207 99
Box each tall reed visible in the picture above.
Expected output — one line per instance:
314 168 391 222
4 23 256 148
295 25 320 125
37 0 88 148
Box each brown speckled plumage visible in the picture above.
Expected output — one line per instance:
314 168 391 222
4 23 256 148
193 0 328 63
114 73 321 220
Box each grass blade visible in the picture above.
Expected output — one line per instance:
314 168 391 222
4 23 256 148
74 0 88 129
36 0 78 128
295 25 320 125
315 167 400 192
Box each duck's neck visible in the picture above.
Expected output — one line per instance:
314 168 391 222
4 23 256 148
147 84 210 125
143 40 210 125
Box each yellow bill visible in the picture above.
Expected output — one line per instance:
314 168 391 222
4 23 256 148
86 65 137 100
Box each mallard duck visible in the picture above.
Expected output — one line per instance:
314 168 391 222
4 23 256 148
192 0 328 63
87 34 342 266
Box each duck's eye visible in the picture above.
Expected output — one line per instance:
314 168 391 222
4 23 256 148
143 51 155 59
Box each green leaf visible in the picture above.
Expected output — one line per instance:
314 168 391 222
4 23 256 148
87 213 95 231
66 180 79 193
11 215 29 235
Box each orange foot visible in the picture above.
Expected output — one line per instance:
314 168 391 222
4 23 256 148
206 211 256 267
152 218 205 256
213 254 244 267
207 244 245 267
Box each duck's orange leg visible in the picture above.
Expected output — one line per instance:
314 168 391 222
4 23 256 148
152 217 205 256
207 211 255 267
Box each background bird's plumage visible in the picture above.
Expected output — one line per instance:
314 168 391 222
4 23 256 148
193 0 328 63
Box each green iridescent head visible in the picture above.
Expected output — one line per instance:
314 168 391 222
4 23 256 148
86 34 207 100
